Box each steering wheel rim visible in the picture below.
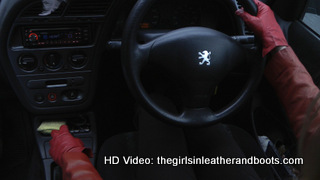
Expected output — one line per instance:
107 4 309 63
122 0 264 127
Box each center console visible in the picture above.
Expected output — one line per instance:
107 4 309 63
0 0 117 179
1 0 114 114
33 112 97 180
8 22 98 112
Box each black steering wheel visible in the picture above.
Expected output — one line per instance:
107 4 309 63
122 0 264 127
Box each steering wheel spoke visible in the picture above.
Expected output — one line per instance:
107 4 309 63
178 107 218 126
136 41 155 67
231 35 255 44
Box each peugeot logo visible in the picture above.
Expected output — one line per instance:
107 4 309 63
198 50 211 66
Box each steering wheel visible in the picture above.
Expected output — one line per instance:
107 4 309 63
122 0 264 127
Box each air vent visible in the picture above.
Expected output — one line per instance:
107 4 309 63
65 0 112 16
20 1 66 17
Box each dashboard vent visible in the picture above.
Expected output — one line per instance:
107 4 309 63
20 1 66 17
65 0 112 16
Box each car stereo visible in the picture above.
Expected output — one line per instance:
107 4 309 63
23 26 91 47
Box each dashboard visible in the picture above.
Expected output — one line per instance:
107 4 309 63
0 0 246 114
140 0 238 35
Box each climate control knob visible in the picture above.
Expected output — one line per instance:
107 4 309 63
43 53 62 70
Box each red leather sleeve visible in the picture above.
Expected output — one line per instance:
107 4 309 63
264 47 320 140
61 152 102 180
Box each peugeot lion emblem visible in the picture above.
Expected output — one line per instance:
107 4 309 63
198 50 211 66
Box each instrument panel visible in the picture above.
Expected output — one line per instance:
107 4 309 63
140 0 237 35
141 1 202 29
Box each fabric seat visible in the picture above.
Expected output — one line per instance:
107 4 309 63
97 122 275 180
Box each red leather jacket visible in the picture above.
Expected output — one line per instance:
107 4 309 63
59 47 320 179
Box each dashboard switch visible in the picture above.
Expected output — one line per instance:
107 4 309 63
48 93 57 102
62 90 83 102
34 94 45 103
66 90 78 100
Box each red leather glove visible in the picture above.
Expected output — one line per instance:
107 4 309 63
62 152 102 180
235 0 288 57
49 125 92 166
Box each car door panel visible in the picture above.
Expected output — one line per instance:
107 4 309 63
288 21 320 86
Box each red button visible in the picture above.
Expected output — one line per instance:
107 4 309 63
48 93 57 102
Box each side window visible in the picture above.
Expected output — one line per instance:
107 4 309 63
302 0 320 35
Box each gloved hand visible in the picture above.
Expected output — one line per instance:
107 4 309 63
49 125 92 166
235 0 288 57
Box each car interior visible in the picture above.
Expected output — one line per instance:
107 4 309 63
0 0 319 179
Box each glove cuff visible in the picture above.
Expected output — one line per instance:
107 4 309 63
262 39 288 57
